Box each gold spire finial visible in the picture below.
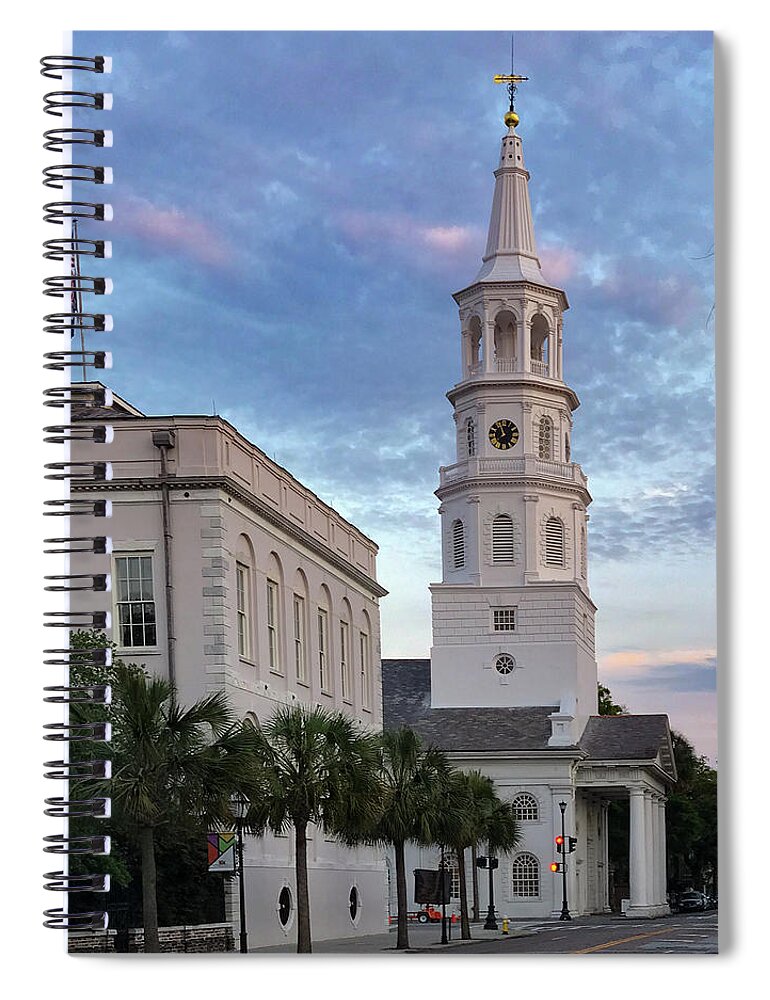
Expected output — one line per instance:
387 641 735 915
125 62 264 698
494 35 528 127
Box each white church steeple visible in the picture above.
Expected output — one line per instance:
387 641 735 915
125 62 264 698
474 121 545 285
429 88 598 742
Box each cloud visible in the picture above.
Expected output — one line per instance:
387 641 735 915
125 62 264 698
589 466 715 560
540 244 580 285
335 209 481 268
115 194 234 267
600 648 716 694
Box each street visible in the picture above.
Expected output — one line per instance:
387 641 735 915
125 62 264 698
251 911 718 955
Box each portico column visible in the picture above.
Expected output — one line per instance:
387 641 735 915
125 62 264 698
644 790 655 905
658 797 668 903
629 788 647 910
650 793 661 905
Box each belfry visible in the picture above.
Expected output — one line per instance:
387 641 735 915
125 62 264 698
382 74 676 920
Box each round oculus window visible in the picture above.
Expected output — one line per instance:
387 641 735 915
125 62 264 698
495 654 516 675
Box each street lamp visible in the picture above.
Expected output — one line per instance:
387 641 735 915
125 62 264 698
481 850 499 930
439 846 449 944
231 794 249 953
558 801 571 921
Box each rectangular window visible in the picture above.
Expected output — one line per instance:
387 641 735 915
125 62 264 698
359 631 370 710
340 620 351 701
236 563 250 658
318 608 329 691
492 607 517 632
266 579 280 671
293 594 307 683
115 554 157 648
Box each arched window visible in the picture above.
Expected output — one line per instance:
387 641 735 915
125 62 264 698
492 514 514 564
513 793 539 822
565 433 571 462
452 519 465 569
441 851 461 900
544 517 565 567
538 416 553 460
466 416 476 457
511 853 540 898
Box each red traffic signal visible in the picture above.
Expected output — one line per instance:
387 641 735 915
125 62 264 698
555 835 564 853
550 862 563 873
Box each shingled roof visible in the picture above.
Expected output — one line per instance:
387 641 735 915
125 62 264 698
382 658 561 753
579 714 677 780
382 658 676 779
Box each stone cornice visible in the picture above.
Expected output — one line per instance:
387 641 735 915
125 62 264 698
446 375 580 413
452 279 569 313
436 475 592 507
73 475 388 600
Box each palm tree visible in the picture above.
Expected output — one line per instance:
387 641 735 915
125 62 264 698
107 667 255 952
437 770 499 939
482 798 521 923
241 705 379 954
373 728 453 950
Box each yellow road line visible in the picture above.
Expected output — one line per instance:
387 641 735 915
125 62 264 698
572 928 670 954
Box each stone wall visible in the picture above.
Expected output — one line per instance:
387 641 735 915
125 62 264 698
68 922 234 954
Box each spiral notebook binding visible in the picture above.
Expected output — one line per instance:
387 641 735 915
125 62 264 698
42 53 113 931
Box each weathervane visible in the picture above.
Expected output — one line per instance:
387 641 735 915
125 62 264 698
493 35 528 127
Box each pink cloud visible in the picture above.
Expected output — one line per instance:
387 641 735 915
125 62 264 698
116 195 233 267
540 244 580 285
336 210 480 266
601 647 716 675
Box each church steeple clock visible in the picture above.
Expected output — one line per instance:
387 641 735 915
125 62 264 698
429 75 598 743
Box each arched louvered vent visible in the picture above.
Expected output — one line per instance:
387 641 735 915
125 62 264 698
492 514 514 564
544 517 565 567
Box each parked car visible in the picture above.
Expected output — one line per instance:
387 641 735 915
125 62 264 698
677 891 708 912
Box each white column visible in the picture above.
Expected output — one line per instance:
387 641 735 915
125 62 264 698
483 316 495 374
602 801 611 912
557 320 563 380
644 790 655 905
658 795 668 903
522 313 531 373
629 788 647 909
522 495 539 582
650 794 661 905
548 329 557 378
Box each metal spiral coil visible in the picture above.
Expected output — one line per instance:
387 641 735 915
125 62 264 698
42 53 113 931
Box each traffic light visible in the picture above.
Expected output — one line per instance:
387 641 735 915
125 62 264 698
555 835 564 854
550 862 563 873
567 837 577 854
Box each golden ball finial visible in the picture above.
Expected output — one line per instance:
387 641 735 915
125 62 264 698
504 109 519 128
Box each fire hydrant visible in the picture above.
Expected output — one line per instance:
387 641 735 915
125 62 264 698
502 916 509 935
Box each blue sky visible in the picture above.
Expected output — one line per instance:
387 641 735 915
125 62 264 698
76 30 715 760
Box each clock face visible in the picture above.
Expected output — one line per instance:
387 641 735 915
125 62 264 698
488 419 519 450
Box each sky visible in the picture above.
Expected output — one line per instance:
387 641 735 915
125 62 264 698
75 29 716 761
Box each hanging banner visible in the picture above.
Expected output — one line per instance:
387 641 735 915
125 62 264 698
207 831 236 873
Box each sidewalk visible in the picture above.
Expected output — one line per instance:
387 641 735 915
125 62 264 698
249 919 544 954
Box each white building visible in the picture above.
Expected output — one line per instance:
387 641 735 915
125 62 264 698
72 399 389 946
382 100 676 921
